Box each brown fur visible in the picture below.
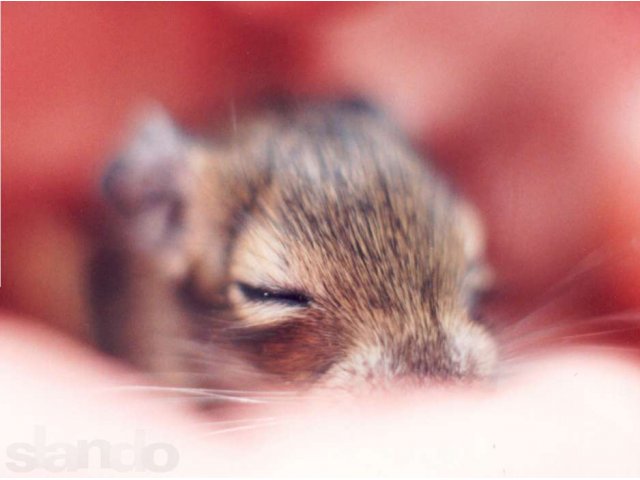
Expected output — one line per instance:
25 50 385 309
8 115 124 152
92 102 496 392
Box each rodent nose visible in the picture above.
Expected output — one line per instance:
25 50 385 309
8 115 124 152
321 331 497 389
447 324 498 378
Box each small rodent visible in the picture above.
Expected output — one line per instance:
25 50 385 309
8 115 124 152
91 99 497 394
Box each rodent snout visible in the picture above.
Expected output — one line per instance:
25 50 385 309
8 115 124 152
320 323 498 390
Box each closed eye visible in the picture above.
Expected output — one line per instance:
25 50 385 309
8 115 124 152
234 282 311 307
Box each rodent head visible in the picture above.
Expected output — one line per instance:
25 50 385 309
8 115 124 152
100 101 496 392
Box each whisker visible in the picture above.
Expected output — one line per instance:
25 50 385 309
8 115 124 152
496 293 575 343
501 334 640 363
499 313 640 354
568 344 640 353
500 342 640 366
105 384 319 405
498 243 637 338
500 312 640 342
199 420 281 438
102 385 271 404
200 416 280 427
552 327 640 342
536 247 608 298
193 388 299 396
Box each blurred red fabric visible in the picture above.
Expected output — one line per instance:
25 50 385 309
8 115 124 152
2 3 640 344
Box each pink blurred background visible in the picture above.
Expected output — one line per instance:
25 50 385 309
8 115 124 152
2 3 640 347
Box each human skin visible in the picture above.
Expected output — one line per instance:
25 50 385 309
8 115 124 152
2 3 640 475
1 316 639 476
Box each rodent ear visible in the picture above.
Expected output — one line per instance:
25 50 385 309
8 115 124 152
102 105 191 249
